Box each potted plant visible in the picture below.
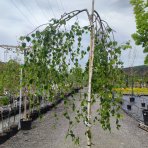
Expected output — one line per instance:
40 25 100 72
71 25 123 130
21 94 32 130
29 95 39 121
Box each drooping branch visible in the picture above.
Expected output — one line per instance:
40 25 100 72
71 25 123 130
26 9 90 37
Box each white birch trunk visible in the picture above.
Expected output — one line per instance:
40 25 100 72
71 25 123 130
87 0 95 147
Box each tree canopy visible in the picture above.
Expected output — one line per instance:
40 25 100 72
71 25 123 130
130 0 148 64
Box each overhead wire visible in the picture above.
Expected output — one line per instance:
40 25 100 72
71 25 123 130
11 0 35 28
20 0 40 25
34 0 50 21
59 0 66 13
47 0 56 18
56 0 71 30
55 0 62 16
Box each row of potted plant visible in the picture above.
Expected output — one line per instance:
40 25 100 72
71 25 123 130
0 87 82 144
20 87 81 130
0 123 18 144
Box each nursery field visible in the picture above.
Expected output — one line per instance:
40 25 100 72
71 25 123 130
1 88 148 148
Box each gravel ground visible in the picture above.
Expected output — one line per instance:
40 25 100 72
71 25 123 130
1 88 148 148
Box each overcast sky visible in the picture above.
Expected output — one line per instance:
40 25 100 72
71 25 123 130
0 0 146 67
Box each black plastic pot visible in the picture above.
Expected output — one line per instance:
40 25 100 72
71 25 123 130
64 93 69 98
10 124 18 135
3 129 12 139
71 89 75 95
46 104 52 111
56 98 63 105
30 110 39 121
74 88 79 93
130 97 135 102
127 105 131 110
142 109 148 126
20 119 32 130
45 105 49 112
141 103 145 107
40 106 48 114
0 133 7 144
2 110 9 119
119 100 123 105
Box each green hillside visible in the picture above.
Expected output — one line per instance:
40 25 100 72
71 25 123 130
123 65 148 76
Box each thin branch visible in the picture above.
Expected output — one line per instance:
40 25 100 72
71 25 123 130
26 23 50 36
26 9 90 36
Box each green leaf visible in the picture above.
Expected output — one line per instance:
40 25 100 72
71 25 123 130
22 42 26 48
26 36 31 42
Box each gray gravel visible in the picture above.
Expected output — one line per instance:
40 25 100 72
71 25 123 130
1 89 148 148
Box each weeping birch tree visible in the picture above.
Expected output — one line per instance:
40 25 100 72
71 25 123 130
20 0 131 147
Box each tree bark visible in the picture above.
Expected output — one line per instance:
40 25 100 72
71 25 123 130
87 0 95 147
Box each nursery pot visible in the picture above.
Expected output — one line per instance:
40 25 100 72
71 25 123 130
119 100 123 105
40 107 47 114
10 124 18 135
142 109 148 126
127 105 131 110
45 105 48 112
56 98 63 105
3 129 13 139
46 104 52 111
130 97 135 102
0 132 8 144
30 110 39 121
141 103 145 107
2 110 9 119
74 88 79 93
20 119 32 130
71 89 75 95
64 93 69 98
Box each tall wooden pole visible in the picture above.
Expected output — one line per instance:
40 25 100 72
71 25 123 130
87 0 95 147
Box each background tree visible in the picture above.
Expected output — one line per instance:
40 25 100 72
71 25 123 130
130 0 148 64
0 59 20 97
